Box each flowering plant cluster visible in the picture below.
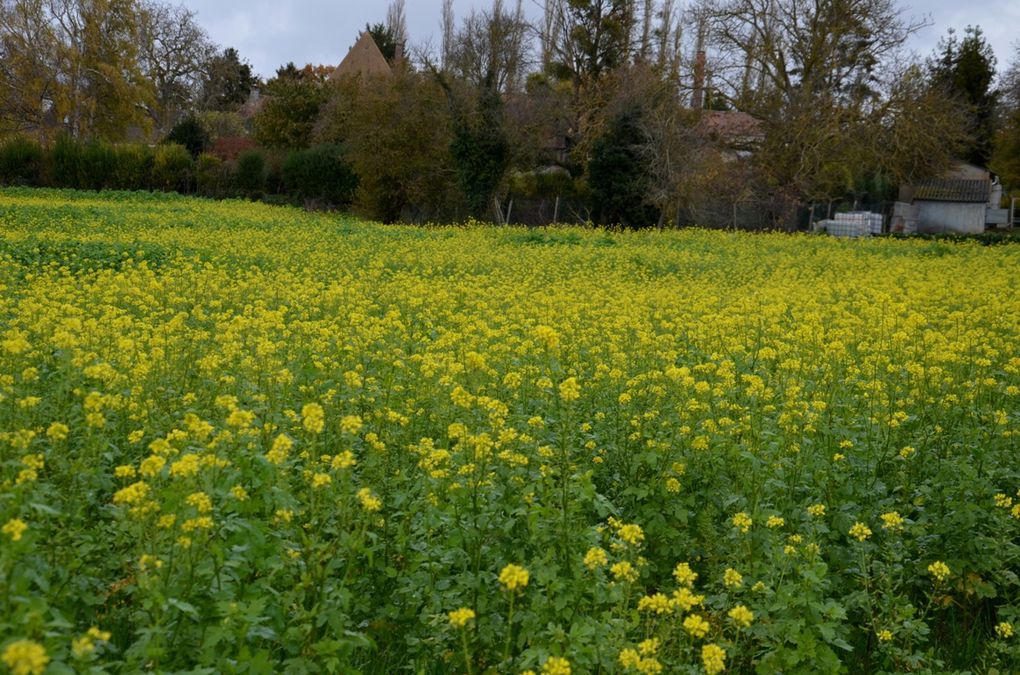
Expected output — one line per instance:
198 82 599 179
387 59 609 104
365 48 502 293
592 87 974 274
0 189 1018 672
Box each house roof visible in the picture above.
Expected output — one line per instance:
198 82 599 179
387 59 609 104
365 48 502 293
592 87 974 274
328 32 391 81
913 179 990 204
702 111 765 140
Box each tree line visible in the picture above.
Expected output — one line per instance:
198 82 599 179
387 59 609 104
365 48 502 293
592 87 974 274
2 0 1020 228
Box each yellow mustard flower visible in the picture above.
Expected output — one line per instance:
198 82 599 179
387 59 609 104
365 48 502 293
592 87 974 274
448 607 475 628
683 613 710 638
849 522 872 541
541 656 570 675
558 377 581 402
301 403 325 434
637 593 672 615
728 604 754 628
340 414 363 435
1 640 49 675
611 560 638 583
638 638 659 656
583 547 607 570
723 568 743 588
673 562 698 587
46 422 69 441
732 511 753 533
112 481 150 506
2 518 28 542
499 563 530 591
617 523 644 546
701 643 726 674
928 561 951 583
880 511 904 530
619 648 641 669
357 487 382 512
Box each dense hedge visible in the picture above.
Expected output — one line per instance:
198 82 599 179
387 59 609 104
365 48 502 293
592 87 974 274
0 136 44 186
0 135 357 209
283 144 358 208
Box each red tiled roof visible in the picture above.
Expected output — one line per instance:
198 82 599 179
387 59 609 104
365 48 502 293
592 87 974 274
702 111 765 139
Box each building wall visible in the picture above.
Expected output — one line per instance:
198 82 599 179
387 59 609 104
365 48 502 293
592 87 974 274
916 202 986 234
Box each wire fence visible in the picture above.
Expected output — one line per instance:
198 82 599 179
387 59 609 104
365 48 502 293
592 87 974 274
495 196 591 227
496 194 897 232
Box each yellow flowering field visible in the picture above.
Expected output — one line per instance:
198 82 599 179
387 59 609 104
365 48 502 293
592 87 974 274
1 188 1019 674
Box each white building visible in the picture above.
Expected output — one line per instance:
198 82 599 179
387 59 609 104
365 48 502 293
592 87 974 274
897 163 1005 234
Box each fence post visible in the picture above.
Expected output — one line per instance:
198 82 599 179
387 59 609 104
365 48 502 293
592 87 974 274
553 196 560 225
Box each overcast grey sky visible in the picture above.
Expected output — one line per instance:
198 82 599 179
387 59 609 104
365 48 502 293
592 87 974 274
180 1 1020 79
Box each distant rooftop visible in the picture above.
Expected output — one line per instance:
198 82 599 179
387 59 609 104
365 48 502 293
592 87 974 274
702 111 764 140
913 179 991 203
328 32 391 81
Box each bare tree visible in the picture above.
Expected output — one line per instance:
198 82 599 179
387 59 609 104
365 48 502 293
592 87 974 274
654 0 679 75
637 0 652 62
441 0 454 69
699 0 928 110
0 0 61 135
991 46 1020 190
45 0 153 139
448 0 530 94
1003 47 1020 112
877 63 968 184
539 0 558 69
640 103 760 226
544 0 635 89
138 1 215 134
386 0 407 49
637 82 704 221
689 0 939 207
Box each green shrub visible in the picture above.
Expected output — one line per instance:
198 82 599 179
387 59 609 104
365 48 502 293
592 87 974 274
282 144 358 207
49 134 83 189
196 153 228 198
196 111 247 144
233 149 266 198
0 136 45 186
164 116 210 158
264 151 286 196
111 145 153 191
509 167 578 199
152 143 194 193
589 108 659 228
79 140 117 190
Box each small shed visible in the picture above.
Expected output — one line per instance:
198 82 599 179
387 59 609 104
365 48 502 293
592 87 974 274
912 179 991 234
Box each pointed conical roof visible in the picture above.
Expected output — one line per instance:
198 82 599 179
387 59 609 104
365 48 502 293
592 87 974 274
329 32 392 81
